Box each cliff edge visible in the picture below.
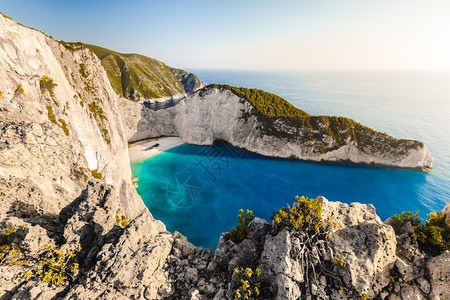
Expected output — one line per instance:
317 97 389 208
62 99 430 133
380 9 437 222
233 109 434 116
0 13 446 300
128 84 433 171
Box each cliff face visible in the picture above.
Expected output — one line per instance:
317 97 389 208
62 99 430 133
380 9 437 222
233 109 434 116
0 13 174 298
129 86 433 171
0 13 447 300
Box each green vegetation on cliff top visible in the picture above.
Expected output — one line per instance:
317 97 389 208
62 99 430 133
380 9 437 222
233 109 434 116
208 84 423 154
84 44 203 100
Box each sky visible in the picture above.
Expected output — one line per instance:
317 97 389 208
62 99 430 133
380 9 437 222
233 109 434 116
1 0 450 70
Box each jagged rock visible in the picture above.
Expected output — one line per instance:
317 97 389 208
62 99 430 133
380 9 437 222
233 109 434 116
0 13 447 300
443 202 450 226
427 251 450 300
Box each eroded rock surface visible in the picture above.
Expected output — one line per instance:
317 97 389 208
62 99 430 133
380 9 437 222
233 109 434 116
129 86 433 171
0 13 447 300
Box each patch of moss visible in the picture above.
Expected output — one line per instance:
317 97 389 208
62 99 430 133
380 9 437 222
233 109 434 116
88 101 110 144
0 12 13 20
40 76 57 96
232 267 264 299
273 196 327 232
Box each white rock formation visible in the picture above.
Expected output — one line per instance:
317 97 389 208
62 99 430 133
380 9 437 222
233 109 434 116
0 13 446 300
128 86 433 171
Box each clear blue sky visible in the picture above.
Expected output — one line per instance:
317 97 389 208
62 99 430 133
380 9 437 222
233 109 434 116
1 0 449 70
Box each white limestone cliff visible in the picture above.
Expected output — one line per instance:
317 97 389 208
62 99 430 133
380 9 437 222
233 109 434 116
128 87 433 171
0 13 446 300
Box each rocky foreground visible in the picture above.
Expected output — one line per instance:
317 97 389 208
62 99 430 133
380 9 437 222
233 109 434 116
0 12 447 300
1 185 449 299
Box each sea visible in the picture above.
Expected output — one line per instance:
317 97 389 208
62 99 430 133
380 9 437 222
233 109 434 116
131 70 450 249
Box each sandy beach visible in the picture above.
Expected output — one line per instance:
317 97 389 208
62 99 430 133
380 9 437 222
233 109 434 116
128 137 185 163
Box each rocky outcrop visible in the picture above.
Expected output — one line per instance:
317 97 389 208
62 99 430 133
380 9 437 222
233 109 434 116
155 197 449 299
0 12 446 300
129 86 433 171
0 12 172 298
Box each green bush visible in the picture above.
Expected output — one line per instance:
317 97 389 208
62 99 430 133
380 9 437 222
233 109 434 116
58 118 69 136
394 210 449 255
273 196 329 233
40 76 57 96
90 169 103 180
58 40 83 52
225 209 255 243
0 225 28 266
211 84 310 119
115 209 132 228
15 84 24 95
79 63 89 78
46 105 69 136
88 101 107 121
232 267 262 299
23 243 80 286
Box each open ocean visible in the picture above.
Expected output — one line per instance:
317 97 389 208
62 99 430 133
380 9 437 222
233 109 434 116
132 70 450 249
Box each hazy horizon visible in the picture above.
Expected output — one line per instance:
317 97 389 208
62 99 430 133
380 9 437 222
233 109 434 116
1 0 449 71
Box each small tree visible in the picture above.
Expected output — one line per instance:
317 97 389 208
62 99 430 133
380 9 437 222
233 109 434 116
225 209 254 243
40 76 57 96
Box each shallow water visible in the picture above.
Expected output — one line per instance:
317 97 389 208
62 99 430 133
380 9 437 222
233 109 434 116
132 70 450 249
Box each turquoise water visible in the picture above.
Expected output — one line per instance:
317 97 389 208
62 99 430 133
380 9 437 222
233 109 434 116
132 70 450 249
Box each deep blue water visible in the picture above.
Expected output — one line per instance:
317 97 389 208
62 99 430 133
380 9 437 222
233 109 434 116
132 70 450 249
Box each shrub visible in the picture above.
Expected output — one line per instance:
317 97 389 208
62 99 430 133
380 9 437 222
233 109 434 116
115 209 132 228
90 169 103 180
58 40 83 52
394 210 449 255
15 84 24 95
79 63 89 78
0 225 28 266
273 196 328 233
0 90 4 99
40 76 57 96
211 84 310 119
58 119 69 136
46 105 69 136
88 101 107 121
358 292 369 300
23 243 81 286
232 267 262 299
334 256 345 267
225 209 254 243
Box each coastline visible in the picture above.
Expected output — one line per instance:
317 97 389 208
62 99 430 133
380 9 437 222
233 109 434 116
128 136 185 163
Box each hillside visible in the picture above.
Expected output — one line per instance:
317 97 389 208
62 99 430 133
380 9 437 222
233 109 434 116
84 44 204 100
